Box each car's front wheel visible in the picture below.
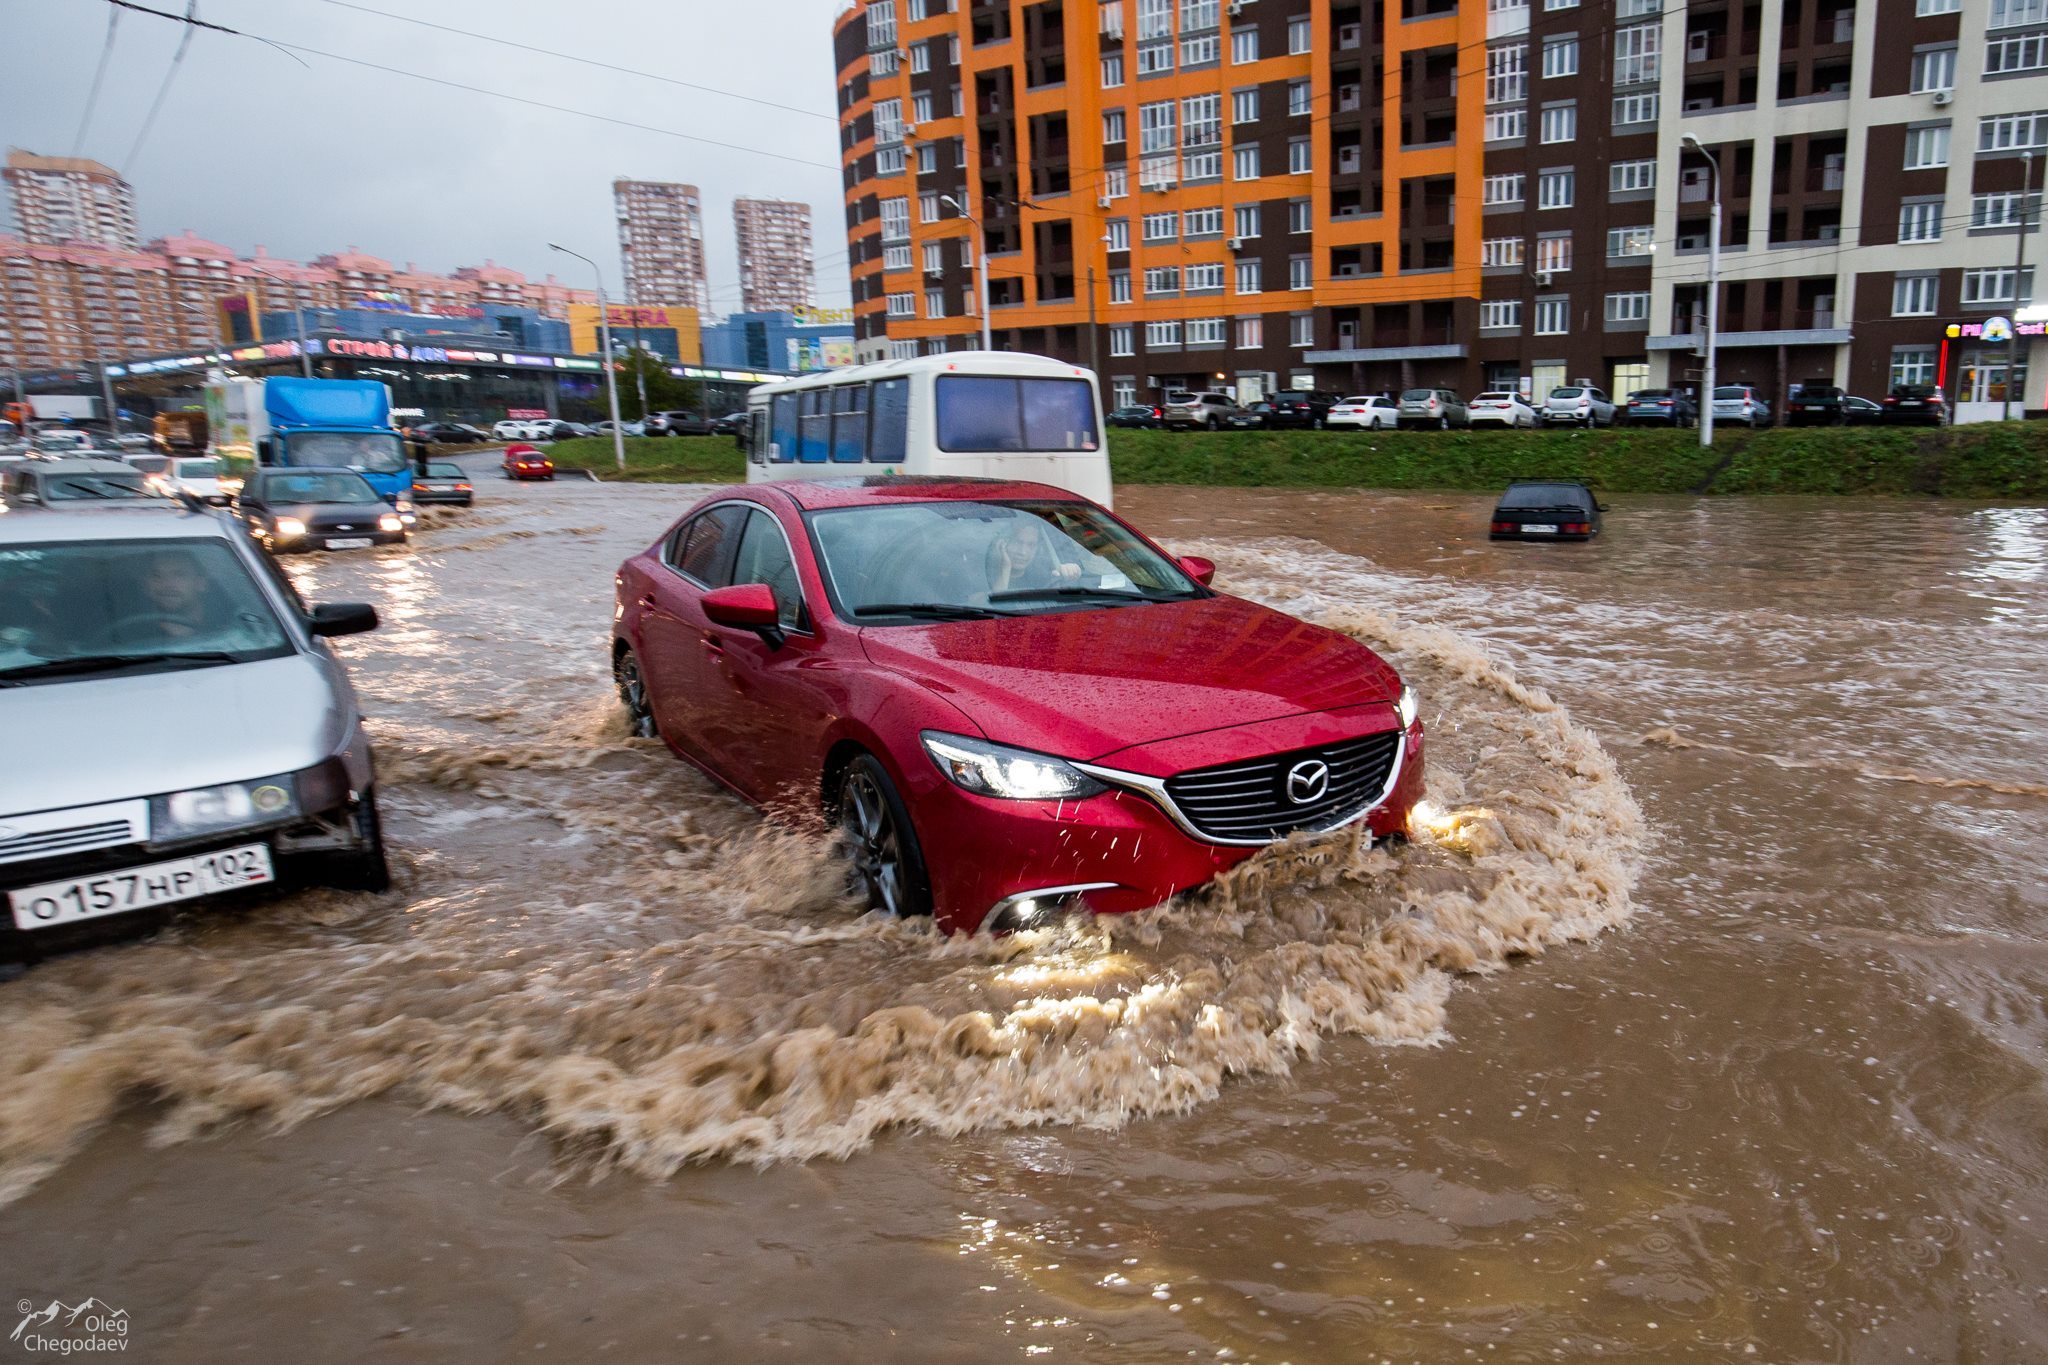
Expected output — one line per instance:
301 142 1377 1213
614 646 658 738
319 788 390 892
835 754 932 920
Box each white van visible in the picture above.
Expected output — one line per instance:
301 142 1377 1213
744 351 1112 506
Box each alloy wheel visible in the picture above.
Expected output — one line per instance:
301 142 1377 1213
839 768 905 917
616 651 657 738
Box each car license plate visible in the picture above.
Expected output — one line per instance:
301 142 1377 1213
9 843 274 930
1522 524 1557 534
1901 400 1923 407
325 537 374 550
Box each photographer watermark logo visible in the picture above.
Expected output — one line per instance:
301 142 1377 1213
11 1298 130 1354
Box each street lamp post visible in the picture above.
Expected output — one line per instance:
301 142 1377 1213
941 194 992 351
249 263 315 378
2004 149 2035 423
1683 135 1722 449
549 242 626 472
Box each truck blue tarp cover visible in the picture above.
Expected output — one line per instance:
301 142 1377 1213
264 378 391 432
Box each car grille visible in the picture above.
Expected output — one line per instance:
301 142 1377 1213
0 816 140 867
1163 731 1402 844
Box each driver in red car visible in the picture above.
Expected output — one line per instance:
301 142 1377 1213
987 514 1119 593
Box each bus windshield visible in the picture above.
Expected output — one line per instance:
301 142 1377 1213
280 431 407 474
934 376 1099 453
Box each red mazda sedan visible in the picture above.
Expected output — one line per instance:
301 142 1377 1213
612 478 1424 934
503 443 555 481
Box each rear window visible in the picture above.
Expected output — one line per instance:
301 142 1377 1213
1550 387 1584 399
1800 387 1843 399
1714 386 1752 399
1339 396 1372 404
1499 483 1592 510
1631 389 1672 399
935 376 1099 453
1473 392 1513 402
426 462 465 477
1399 389 1435 401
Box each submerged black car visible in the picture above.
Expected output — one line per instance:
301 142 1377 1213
1489 480 1606 541
237 468 408 553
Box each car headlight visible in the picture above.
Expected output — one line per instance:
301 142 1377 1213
275 516 306 538
921 731 1106 801
1397 685 1419 729
151 775 299 841
379 513 404 532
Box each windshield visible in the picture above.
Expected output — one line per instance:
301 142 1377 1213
1500 483 1591 510
262 472 380 504
0 537 292 682
281 431 407 474
42 471 152 500
809 500 1198 622
173 459 220 477
934 376 1099 453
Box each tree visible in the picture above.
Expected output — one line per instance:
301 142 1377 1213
613 347 703 417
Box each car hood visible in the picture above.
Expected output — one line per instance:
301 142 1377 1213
0 654 348 817
858 594 1402 761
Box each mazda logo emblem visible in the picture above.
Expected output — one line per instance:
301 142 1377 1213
1284 759 1329 804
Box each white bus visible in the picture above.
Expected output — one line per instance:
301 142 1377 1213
743 351 1112 506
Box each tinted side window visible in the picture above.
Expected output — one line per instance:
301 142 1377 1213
730 509 806 630
770 392 798 462
798 390 831 463
672 504 748 585
831 384 868 463
869 378 909 462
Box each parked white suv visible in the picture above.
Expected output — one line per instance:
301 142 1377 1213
1541 386 1617 427
1326 396 1399 430
1161 390 1239 430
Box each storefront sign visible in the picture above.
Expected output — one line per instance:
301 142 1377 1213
792 306 855 326
506 408 548 420
1947 318 2044 340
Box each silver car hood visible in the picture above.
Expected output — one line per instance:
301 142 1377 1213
0 653 348 818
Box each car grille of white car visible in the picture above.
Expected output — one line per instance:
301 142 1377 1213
0 813 142 867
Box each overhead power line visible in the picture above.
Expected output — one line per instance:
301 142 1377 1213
124 0 199 171
73 6 122 156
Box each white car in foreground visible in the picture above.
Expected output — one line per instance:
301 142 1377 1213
1325 396 1399 430
1468 392 1539 428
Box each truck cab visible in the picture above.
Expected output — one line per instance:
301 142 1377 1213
208 377 414 509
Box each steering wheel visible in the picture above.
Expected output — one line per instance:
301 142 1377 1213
102 612 195 644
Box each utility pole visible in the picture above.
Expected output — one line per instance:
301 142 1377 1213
2004 150 2035 423
1685 135 1723 449
550 243 626 471
622 281 650 420
251 263 314 377
942 194 992 351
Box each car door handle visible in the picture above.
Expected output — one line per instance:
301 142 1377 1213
637 594 657 609
700 634 726 656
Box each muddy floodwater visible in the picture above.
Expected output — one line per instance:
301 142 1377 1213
3 470 2045 1362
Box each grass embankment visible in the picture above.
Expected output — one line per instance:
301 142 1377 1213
542 425 2048 499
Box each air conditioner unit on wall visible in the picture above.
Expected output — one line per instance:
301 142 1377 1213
1227 235 1247 251
1931 89 1954 106
1535 270 1553 286
1099 195 1115 208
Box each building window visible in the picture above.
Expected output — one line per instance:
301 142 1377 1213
1487 44 1528 105
1143 211 1178 241
1235 204 1261 237
1100 0 1124 37
925 289 944 318
1484 173 1526 205
1288 80 1312 116
1183 92 1223 147
1987 33 2048 73
1912 48 1957 93
918 143 938 173
1234 144 1261 178
1890 346 1938 387
1917 0 1960 12
1893 274 1939 315
1972 190 2042 227
873 99 903 145
1611 159 1656 193
1104 218 1130 251
867 0 897 46
1232 26 1259 63
1110 269 1133 302
1289 256 1312 289
1546 0 1579 8
1181 32 1220 64
1288 138 1311 173
1480 299 1523 329
1992 0 2048 24
1185 206 1223 236
1237 316 1262 348
1534 298 1570 334
1535 234 1572 273
1144 265 1182 294
1486 109 1528 141
1288 16 1312 53
1604 291 1650 322
1102 52 1125 86
1111 377 1137 407
1188 317 1226 345
1538 168 1575 209
1979 111 2048 153
1187 263 1225 291
1612 92 1659 125
1899 200 1944 242
1235 259 1263 292
1141 101 1176 154
1962 266 2035 304
1543 37 1579 78
1103 166 1128 198
1110 324 1135 355
886 292 914 318
1607 224 1654 257
1482 236 1525 268
911 41 930 74
1138 41 1176 74
1290 313 1314 346
1540 103 1577 143
923 242 944 273
1104 109 1127 143
1138 0 1172 37
1288 199 1312 233
1146 319 1183 348
1614 23 1660 85
1905 124 1951 168
881 197 910 241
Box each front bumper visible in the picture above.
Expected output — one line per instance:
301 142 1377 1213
908 708 1426 934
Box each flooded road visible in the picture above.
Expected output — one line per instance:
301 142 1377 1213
3 471 2045 1362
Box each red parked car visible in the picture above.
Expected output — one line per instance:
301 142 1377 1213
611 477 1424 934
503 443 555 481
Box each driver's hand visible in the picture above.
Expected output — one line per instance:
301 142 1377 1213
1054 561 1081 581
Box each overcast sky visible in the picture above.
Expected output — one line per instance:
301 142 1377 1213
0 0 852 313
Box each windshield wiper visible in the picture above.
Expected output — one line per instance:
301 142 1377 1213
0 651 246 685
852 602 1021 621
987 585 1192 604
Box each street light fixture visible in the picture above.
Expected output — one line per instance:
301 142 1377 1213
940 194 992 351
1682 135 1722 449
549 242 627 472
248 262 315 378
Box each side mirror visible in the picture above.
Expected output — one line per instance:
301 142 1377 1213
1179 555 1216 586
703 582 785 646
308 602 380 637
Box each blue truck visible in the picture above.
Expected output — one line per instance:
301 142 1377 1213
206 377 415 508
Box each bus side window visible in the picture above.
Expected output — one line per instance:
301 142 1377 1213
770 393 798 462
799 389 831 463
831 384 868 462
747 408 768 464
869 378 909 463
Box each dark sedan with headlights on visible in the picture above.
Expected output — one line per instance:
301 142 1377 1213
236 468 408 553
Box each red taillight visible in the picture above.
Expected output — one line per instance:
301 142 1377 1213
1561 522 1590 533
455 482 471 491
1883 397 1899 405
1491 521 1515 533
